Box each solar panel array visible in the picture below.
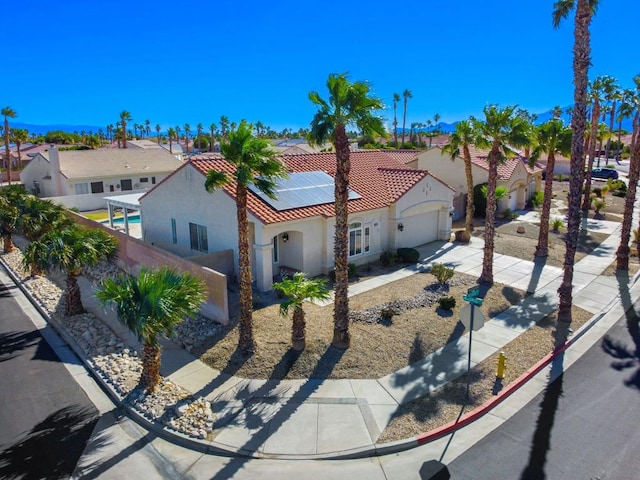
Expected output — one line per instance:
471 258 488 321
249 171 361 211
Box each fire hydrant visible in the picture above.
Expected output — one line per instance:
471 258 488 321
496 351 507 379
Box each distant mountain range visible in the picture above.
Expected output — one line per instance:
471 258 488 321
9 107 635 138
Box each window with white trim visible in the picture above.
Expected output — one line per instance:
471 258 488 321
74 183 88 194
348 222 370 257
272 235 279 263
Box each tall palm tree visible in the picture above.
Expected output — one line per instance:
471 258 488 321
145 119 151 138
582 76 605 211
442 119 482 236
184 123 191 154
205 121 287 355
196 123 203 152
119 111 132 148
10 128 28 170
401 89 412 148
307 73 385 348
616 75 639 270
220 116 229 141
616 89 635 148
476 105 529 285
552 105 564 118
602 76 620 160
175 126 181 148
273 273 330 351
24 225 117 316
2 106 17 185
553 0 599 323
155 124 162 144
392 93 400 146
167 127 176 153
530 119 572 257
96 267 205 392
209 123 217 152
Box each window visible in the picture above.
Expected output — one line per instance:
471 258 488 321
189 222 208 252
121 179 133 191
33 181 41 195
91 181 104 193
272 235 279 264
171 218 177 244
140 177 149 183
348 222 370 257
151 176 156 184
74 183 88 194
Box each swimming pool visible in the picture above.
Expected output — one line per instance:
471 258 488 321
101 214 141 225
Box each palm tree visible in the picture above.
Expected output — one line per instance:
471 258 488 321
167 128 176 153
175 126 181 147
392 93 400 146
616 76 639 270
273 273 330 351
96 267 205 392
552 105 564 118
220 116 229 141
119 111 132 148
19 196 72 243
582 76 605 211
602 76 620 160
553 0 599 323
401 89 412 148
2 107 17 185
155 124 162 144
307 73 385 348
0 185 26 253
10 128 28 170
196 123 203 152
616 89 635 147
145 119 151 138
24 225 117 316
205 121 287 355
184 123 191 154
209 123 217 152
442 119 481 236
476 105 529 285
530 119 572 257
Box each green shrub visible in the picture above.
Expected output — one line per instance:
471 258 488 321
430 263 455 284
531 191 544 208
593 199 606 215
438 296 456 311
380 250 397 267
348 263 358 277
593 187 602 198
501 208 513 219
551 217 565 231
397 247 420 263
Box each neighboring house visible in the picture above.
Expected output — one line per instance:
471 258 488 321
20 146 183 209
408 146 543 219
140 150 455 291
127 138 184 162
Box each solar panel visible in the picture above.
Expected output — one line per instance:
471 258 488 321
249 171 361 211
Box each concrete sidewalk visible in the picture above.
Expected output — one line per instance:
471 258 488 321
73 215 630 459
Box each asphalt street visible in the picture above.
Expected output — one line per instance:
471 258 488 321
448 312 640 480
0 276 100 479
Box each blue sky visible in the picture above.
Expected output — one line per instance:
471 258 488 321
5 0 639 132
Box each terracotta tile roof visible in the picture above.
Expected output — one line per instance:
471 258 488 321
378 149 421 165
189 150 437 225
435 145 543 179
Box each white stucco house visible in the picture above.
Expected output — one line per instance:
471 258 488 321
140 150 455 291
20 146 183 210
406 146 543 219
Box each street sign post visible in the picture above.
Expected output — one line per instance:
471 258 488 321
460 286 484 399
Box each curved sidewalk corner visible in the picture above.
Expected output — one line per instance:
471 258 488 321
1 215 636 460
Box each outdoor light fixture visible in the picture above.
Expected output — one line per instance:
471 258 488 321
282 232 289 242
397 223 404 232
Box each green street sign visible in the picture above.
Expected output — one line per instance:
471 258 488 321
463 294 483 306
466 286 480 298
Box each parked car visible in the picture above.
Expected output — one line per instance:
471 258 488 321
590 168 619 180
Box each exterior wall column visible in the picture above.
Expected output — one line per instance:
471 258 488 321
438 206 453 240
253 242 274 292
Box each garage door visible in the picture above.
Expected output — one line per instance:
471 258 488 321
399 210 439 248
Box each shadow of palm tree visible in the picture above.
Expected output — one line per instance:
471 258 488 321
209 345 346 479
520 321 570 480
526 256 548 294
0 330 40 362
0 405 102 480
0 282 17 297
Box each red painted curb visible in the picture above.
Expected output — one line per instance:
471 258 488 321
415 339 572 445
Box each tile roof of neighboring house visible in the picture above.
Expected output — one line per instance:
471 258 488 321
187 150 450 225
127 139 164 149
42 148 183 179
434 145 544 179
380 149 421 165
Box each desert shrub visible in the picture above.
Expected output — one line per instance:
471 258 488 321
600 185 610 197
593 187 602 198
551 217 565 231
622 152 630 160
430 263 455 284
397 247 420 263
501 208 513 219
554 174 564 182
593 199 606 215
438 296 456 311
454 229 471 243
380 307 397 322
531 191 544 208
380 250 398 267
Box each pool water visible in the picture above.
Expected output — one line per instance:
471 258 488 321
101 214 141 225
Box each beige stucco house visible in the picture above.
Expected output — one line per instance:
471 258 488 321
140 150 455 291
406 146 543 219
20 146 183 210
